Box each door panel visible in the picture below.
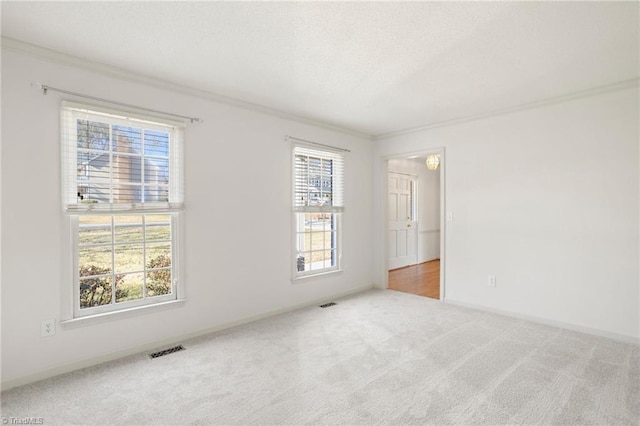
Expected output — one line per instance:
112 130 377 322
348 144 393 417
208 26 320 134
397 229 407 257
388 193 398 221
388 172 418 270
388 230 397 260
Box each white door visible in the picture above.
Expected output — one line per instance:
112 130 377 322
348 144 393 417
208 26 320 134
388 172 418 270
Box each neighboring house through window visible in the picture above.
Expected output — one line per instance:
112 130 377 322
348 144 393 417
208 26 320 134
61 102 184 317
292 144 344 278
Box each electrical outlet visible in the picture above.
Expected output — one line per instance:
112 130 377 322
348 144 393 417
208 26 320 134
488 275 496 287
41 319 56 337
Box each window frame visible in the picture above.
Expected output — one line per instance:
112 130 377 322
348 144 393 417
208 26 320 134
61 101 185 319
291 144 345 280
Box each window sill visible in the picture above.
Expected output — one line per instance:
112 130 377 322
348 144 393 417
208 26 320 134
60 299 186 328
292 268 343 283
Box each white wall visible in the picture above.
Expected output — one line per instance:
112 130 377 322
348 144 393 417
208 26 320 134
388 158 440 263
375 87 640 340
0 49 373 387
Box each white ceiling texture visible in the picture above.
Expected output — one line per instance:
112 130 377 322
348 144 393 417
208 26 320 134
1 1 638 138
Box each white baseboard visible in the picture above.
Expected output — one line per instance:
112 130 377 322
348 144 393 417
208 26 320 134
1 284 374 391
444 297 640 345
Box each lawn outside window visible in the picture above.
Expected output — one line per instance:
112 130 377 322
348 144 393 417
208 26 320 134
61 101 184 318
292 144 344 279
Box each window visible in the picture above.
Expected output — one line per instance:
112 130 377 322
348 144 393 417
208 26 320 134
293 145 344 278
61 102 184 317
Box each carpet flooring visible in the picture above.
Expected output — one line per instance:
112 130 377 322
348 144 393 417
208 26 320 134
2 289 639 425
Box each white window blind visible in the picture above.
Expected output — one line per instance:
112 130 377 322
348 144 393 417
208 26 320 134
61 101 184 213
293 146 344 213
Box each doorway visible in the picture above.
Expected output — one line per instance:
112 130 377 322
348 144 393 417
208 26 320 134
386 152 443 300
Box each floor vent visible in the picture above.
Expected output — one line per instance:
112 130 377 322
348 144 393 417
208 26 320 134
319 302 337 308
149 345 185 359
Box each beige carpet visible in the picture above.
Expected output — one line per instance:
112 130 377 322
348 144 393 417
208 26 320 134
2 289 638 425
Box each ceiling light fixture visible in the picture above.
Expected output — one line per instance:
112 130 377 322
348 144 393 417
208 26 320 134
426 154 440 170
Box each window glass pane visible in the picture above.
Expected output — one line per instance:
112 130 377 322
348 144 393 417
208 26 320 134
114 216 144 243
309 251 321 268
144 157 169 202
146 268 171 297
146 242 171 297
111 125 143 201
76 213 176 310
79 246 112 275
77 120 109 151
296 252 308 272
74 122 174 206
113 154 143 184
319 159 333 206
79 183 111 204
302 235 311 256
112 126 142 154
146 215 171 241
310 231 325 252
147 242 171 266
293 210 339 275
145 158 169 183
77 150 110 182
116 272 143 303
321 250 333 266
112 183 143 203
144 130 170 158
143 185 169 203
80 276 113 308
303 157 333 207
308 157 321 175
77 150 111 203
328 231 337 250
114 244 144 273
79 216 112 245
307 157 318 207
294 156 309 207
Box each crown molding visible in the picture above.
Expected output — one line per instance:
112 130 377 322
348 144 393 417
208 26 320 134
373 77 640 140
1 36 373 140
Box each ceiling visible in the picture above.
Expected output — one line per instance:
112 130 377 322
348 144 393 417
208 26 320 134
1 2 638 137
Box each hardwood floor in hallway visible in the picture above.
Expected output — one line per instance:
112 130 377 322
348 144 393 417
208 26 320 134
388 259 440 299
